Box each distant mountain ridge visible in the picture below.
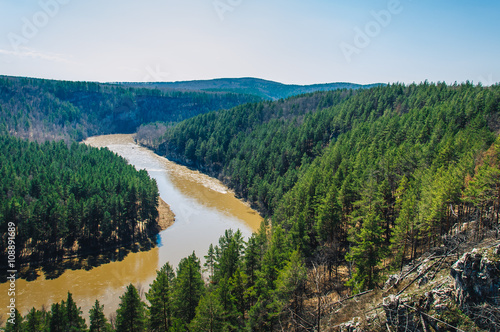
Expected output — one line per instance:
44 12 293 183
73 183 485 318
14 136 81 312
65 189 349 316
120 77 383 100
0 74 383 142
0 75 261 142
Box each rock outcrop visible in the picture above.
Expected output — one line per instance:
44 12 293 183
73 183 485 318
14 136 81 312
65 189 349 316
451 247 500 307
383 289 456 332
450 245 500 330
381 245 500 331
331 246 500 331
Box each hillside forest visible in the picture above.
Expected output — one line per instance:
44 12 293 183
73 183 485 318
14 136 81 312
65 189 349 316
0 75 261 270
2 79 500 331
0 76 261 142
0 136 160 267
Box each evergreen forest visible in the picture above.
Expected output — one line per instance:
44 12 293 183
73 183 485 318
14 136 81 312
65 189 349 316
0 76 261 142
3 80 500 331
0 136 160 266
0 74 262 269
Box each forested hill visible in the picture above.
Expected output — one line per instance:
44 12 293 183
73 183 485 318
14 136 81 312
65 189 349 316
7 82 500 331
155 89 357 212
156 82 500 271
122 77 382 100
79 81 500 331
0 136 160 267
0 75 262 142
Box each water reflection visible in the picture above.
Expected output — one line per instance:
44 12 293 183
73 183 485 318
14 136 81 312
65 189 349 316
0 134 261 322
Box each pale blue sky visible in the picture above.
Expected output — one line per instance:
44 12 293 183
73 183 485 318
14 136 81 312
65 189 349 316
0 0 499 85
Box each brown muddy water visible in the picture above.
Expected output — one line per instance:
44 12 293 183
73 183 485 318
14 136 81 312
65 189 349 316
0 134 262 323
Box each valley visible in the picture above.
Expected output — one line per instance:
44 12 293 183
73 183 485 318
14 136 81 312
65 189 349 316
2 0 499 329
0 134 261 324
1 77 500 330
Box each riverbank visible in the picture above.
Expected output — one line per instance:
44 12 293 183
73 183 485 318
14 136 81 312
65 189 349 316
137 138 270 217
0 134 261 323
158 197 175 231
84 134 176 231
3 196 175 274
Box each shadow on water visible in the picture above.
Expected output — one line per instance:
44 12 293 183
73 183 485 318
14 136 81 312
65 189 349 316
156 233 164 248
1 241 155 282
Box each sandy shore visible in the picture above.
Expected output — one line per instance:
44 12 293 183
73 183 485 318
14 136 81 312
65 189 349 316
158 197 175 231
83 135 176 232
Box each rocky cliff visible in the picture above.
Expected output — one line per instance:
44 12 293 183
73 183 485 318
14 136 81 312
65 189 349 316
450 245 500 330
331 243 500 331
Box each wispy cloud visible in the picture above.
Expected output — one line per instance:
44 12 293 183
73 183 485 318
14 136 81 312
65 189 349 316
0 47 75 64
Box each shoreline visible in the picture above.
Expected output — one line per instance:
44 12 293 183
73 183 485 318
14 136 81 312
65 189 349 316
157 197 175 231
135 138 260 211
1 199 176 274
0 133 261 325
83 134 176 232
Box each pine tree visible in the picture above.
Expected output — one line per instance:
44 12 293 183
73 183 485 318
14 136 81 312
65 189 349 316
464 136 500 227
189 291 227 332
4 308 23 332
213 278 239 329
89 299 111 332
213 229 244 283
65 292 87 331
260 225 289 288
391 176 419 268
173 252 205 325
49 302 67 332
115 284 146 332
24 307 46 332
247 225 290 331
244 221 268 289
146 262 175 332
204 243 216 281
274 250 307 317
346 211 385 292
346 178 386 293
315 186 342 244
228 268 247 321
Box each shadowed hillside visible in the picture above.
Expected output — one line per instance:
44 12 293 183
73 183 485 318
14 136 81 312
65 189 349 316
121 77 383 100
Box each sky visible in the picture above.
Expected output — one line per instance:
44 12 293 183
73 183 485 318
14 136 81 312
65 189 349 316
0 0 499 85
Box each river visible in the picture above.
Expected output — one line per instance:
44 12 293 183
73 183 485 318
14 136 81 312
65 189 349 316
0 134 262 323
